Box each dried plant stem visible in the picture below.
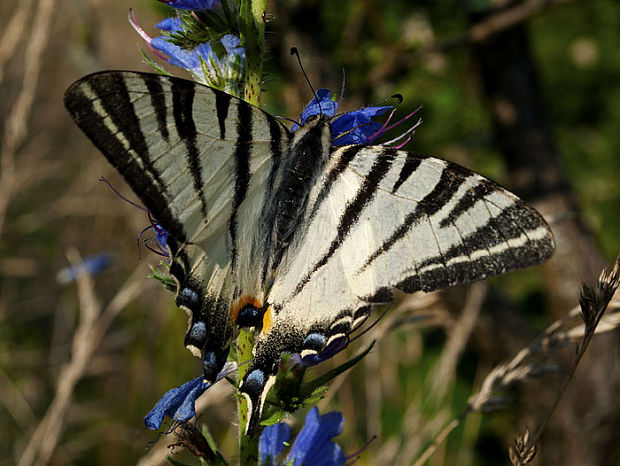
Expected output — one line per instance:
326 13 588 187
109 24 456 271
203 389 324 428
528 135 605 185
0 0 34 84
0 0 53 236
521 255 620 458
412 408 471 466
432 282 486 399
17 251 148 466
413 255 620 466
0 367 36 431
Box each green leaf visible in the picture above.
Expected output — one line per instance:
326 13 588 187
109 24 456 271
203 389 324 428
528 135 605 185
201 424 220 459
140 49 173 76
260 409 286 426
148 262 177 293
306 341 376 390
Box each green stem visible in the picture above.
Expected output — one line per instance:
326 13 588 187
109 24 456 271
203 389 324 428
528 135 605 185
237 329 257 464
239 0 266 106
237 2 265 462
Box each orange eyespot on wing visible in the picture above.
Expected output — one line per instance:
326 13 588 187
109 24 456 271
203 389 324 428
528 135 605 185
230 295 263 324
261 306 273 335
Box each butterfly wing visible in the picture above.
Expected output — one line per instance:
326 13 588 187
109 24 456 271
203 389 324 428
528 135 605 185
240 144 554 430
64 71 291 377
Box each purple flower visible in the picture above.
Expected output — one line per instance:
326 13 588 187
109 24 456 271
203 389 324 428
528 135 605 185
144 376 211 430
157 0 221 10
56 252 111 284
291 89 423 148
258 407 346 466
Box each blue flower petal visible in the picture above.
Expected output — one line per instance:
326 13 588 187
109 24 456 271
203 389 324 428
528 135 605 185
291 89 339 131
144 376 211 430
331 105 391 146
154 17 182 32
287 407 346 466
149 16 244 87
155 225 169 251
158 0 222 10
259 422 291 465
56 252 112 284
291 90 393 148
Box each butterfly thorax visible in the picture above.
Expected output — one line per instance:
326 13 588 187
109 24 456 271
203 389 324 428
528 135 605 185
265 116 332 273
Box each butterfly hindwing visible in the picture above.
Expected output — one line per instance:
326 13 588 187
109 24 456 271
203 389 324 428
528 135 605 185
240 145 554 430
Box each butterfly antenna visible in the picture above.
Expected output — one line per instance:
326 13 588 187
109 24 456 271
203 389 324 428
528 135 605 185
136 225 153 259
290 47 322 115
99 176 148 212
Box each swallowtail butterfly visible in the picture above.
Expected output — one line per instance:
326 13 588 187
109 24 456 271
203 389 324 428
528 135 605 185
64 71 555 432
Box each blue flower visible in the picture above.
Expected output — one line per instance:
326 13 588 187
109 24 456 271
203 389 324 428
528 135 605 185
259 422 291 465
157 0 221 10
144 376 211 430
56 252 112 284
290 89 339 131
291 89 391 146
130 13 244 92
330 106 392 145
154 224 169 252
145 362 235 430
291 89 423 148
259 407 346 466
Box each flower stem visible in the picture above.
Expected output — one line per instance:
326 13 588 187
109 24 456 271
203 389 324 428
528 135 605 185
237 329 257 464
236 1 265 460
239 0 265 106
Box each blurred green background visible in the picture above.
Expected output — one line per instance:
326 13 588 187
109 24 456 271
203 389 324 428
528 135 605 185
1 0 619 464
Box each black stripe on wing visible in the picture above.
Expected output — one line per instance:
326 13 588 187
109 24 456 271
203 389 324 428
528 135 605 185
358 156 466 275
259 117 289 285
215 92 231 140
144 76 170 142
63 72 187 243
292 149 397 298
363 201 554 303
229 100 253 268
171 79 210 221
307 145 365 222
391 154 422 194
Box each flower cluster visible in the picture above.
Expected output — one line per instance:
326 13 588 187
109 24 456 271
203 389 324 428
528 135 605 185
292 88 422 148
130 1 245 96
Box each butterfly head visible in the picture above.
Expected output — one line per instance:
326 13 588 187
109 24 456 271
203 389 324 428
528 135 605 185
289 113 332 163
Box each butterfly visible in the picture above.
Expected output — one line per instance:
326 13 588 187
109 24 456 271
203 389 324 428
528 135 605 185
64 71 555 432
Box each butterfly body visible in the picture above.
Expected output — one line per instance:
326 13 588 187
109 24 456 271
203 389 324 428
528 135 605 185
64 71 554 432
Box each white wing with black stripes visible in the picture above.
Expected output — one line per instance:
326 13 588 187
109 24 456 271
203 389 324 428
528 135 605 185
64 71 555 434
64 71 291 378
247 145 554 420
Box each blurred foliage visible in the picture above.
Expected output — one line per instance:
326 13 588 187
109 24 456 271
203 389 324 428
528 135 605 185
0 0 619 465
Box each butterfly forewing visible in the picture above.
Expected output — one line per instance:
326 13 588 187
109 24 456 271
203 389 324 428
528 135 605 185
64 71 291 360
